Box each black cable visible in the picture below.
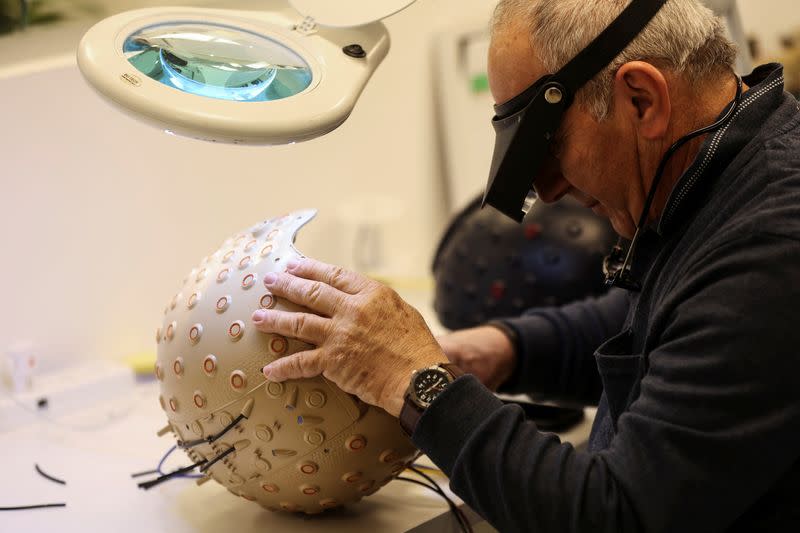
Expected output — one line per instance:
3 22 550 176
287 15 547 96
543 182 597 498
636 77 743 232
142 400 252 488
199 446 235 473
177 437 208 449
138 462 205 490
138 443 223 489
408 466 458 505
34 464 66 486
139 443 236 490
408 465 471 528
408 466 473 533
0 503 66 511
130 469 159 478
1 465 68 511
402 467 474 533
141 407 248 489
607 76 744 291
178 413 246 449
138 458 208 490
396 477 471 533
408 465 445 489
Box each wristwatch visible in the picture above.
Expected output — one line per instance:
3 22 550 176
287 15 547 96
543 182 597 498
399 363 464 437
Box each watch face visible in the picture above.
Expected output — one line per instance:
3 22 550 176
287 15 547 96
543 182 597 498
412 368 452 407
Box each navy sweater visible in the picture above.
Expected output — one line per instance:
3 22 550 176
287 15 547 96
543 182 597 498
414 64 800 532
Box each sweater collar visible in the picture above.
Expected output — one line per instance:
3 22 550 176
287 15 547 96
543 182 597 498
656 63 786 234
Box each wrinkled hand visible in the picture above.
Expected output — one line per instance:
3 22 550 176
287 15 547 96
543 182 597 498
437 326 516 391
252 258 447 417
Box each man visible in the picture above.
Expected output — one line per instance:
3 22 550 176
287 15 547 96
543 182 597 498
250 0 800 531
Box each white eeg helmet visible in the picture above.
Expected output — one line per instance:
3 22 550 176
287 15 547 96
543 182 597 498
154 209 417 514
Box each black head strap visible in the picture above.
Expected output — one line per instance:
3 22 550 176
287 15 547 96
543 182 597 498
555 0 667 93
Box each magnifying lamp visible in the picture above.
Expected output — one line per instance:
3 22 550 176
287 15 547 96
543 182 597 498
77 1 416 144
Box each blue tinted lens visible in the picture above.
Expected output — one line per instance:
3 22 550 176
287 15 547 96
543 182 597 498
123 22 312 102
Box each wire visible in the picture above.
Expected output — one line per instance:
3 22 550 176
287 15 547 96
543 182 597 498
34 464 66 485
157 445 203 479
408 466 449 492
134 445 205 489
0 463 68 511
396 477 472 533
137 441 238 490
398 465 474 533
194 382 265 421
178 413 246 449
199 446 235 473
606 75 744 291
178 396 256 450
3 465 69 512
0 503 66 511
130 469 159 479
138 396 254 489
407 466 473 533
137 458 208 490
410 463 446 476
138 442 236 490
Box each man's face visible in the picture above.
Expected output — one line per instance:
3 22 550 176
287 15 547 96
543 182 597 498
488 26 640 238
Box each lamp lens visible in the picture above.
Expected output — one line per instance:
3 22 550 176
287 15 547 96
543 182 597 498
123 22 312 102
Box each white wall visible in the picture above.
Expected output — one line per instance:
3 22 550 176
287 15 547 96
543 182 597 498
0 0 498 367
739 0 800 57
0 0 787 369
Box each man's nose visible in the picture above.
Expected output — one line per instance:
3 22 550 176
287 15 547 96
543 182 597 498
534 160 571 203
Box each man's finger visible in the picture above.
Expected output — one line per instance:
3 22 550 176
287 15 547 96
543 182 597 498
263 271 345 316
263 349 323 382
286 258 370 295
251 309 330 345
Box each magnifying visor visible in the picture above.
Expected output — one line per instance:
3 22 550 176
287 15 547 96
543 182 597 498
483 0 667 222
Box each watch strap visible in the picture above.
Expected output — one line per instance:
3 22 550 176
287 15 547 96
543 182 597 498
399 363 464 437
399 396 424 437
440 363 465 382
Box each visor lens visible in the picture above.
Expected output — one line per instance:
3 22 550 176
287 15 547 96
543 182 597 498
522 188 538 215
483 79 566 222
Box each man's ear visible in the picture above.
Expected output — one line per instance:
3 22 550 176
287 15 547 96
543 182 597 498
612 61 671 140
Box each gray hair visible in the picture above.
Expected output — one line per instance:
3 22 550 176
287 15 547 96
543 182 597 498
491 0 738 120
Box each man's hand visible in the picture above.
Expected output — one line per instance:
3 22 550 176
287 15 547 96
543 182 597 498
437 326 517 391
251 258 447 417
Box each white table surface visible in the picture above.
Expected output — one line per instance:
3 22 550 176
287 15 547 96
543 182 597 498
0 374 593 533
0 286 594 532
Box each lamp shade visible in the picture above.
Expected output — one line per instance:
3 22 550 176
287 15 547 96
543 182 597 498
77 4 397 144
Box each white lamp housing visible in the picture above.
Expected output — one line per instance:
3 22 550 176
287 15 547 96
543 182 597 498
77 1 417 144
